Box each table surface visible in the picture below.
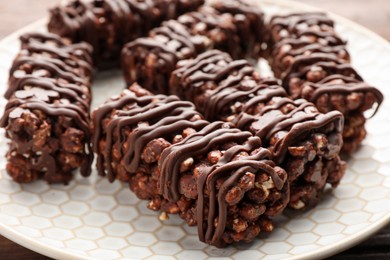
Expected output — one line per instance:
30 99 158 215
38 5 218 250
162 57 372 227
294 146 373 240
0 0 389 259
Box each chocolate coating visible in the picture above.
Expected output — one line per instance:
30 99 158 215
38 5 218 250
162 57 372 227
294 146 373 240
159 121 288 247
170 50 285 121
267 12 384 153
268 12 345 47
122 19 199 94
8 32 93 99
48 0 205 68
92 84 289 247
0 32 93 183
92 85 208 182
121 0 264 93
303 74 384 116
170 50 346 210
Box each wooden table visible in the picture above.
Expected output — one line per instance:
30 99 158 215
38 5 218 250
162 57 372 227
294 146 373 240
0 0 389 259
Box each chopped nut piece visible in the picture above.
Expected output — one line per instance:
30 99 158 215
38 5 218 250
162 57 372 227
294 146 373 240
207 150 222 164
159 212 169 221
290 199 305 210
180 157 194 173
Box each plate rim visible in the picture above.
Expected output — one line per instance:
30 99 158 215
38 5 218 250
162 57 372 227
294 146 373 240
0 0 389 259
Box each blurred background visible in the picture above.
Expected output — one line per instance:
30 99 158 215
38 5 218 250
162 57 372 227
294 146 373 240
0 0 388 259
0 0 389 40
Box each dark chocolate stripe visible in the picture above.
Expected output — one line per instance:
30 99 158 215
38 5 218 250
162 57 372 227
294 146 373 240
270 12 334 32
20 33 93 67
282 53 363 82
171 50 286 121
236 98 343 163
308 80 384 117
268 12 383 122
159 121 285 247
0 98 93 176
5 76 89 110
92 90 208 182
171 49 344 165
10 56 88 87
48 0 205 66
272 41 350 78
1 32 94 180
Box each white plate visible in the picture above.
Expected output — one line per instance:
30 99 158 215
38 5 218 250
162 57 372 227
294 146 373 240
0 0 389 259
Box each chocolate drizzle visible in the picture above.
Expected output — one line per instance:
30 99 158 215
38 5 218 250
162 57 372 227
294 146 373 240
267 12 383 122
171 50 284 120
0 97 93 177
6 76 90 111
283 53 363 85
171 50 344 163
272 40 350 78
92 88 208 182
93 85 289 247
170 49 347 212
8 32 93 100
159 121 286 247
153 20 197 55
20 32 93 74
10 55 88 85
125 18 198 58
48 0 205 67
269 13 342 44
122 2 265 93
123 20 198 93
308 76 384 117
237 100 343 164
0 32 94 182
212 0 265 57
